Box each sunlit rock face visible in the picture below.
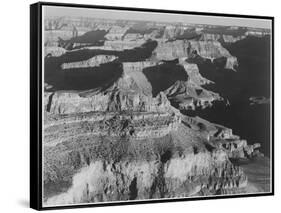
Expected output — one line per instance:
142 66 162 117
61 55 118 69
45 46 66 57
164 80 222 110
44 141 247 205
153 40 189 60
163 25 184 39
85 40 148 50
44 112 259 205
44 90 175 115
43 16 270 206
178 58 212 86
105 26 129 40
189 41 234 60
152 40 238 70
200 33 247 43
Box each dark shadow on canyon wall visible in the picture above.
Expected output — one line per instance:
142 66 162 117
48 39 157 64
143 60 188 97
69 30 107 43
46 61 123 91
58 30 108 50
45 40 158 91
184 35 271 156
125 27 157 35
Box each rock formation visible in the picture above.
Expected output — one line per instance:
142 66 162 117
61 55 118 69
152 40 238 70
45 46 66 57
200 33 247 43
165 80 222 110
44 108 262 205
105 26 129 40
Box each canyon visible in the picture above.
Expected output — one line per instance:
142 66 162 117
43 17 271 206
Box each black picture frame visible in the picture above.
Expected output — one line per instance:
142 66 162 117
30 1 274 210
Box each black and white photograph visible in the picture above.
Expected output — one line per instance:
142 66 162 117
35 2 273 209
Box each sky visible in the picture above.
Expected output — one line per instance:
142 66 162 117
44 5 271 29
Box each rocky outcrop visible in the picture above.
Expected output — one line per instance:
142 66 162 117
122 61 160 95
61 55 118 69
180 116 262 159
163 59 220 111
188 41 238 70
200 33 247 43
44 111 181 146
212 139 263 159
45 46 66 57
82 40 147 51
105 26 129 40
123 33 144 41
45 89 176 115
249 96 270 105
245 30 271 37
153 40 238 70
44 29 89 47
153 40 189 60
165 80 222 110
162 25 198 40
44 65 178 115
122 61 160 74
163 25 184 39
178 58 213 85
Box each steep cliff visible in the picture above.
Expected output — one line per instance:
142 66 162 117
44 76 174 115
43 113 260 205
200 33 247 43
105 26 129 40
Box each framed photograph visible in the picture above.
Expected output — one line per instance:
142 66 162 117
30 2 274 210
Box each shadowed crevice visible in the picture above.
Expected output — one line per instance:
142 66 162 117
129 177 138 200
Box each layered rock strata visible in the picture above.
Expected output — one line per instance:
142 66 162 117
200 33 247 43
43 113 257 205
44 89 174 115
153 40 238 70
61 55 118 69
45 46 66 57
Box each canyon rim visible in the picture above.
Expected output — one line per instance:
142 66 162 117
38 4 273 208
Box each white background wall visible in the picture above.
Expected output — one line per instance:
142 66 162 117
0 0 279 212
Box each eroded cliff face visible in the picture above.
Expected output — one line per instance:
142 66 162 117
43 80 261 205
88 40 147 50
105 26 129 40
152 40 238 70
163 58 221 110
44 118 256 205
200 33 247 43
44 46 67 57
165 80 222 110
44 79 174 115
45 150 246 205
